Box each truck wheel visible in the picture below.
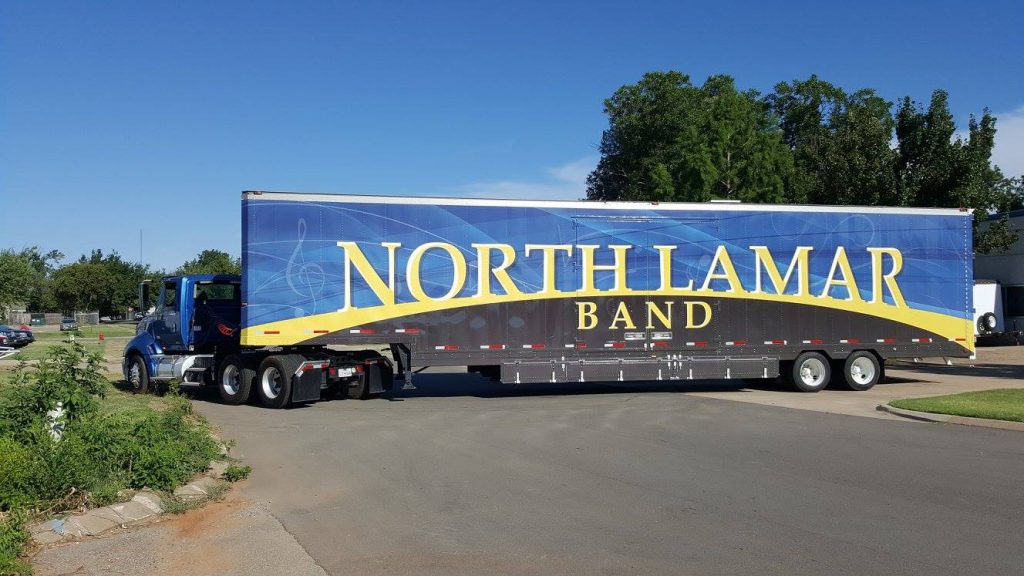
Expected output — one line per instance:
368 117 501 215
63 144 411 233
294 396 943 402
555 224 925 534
347 351 384 399
126 354 150 394
841 351 880 391
256 355 298 409
218 354 254 404
347 374 369 400
789 352 830 392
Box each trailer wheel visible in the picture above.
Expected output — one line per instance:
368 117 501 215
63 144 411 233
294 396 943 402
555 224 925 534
788 352 830 392
841 351 880 391
126 354 150 394
256 355 299 409
218 354 254 404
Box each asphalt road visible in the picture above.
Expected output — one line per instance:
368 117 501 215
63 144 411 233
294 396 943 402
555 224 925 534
194 372 1024 576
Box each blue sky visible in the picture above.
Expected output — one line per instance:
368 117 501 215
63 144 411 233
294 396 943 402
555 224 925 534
2 0 1022 270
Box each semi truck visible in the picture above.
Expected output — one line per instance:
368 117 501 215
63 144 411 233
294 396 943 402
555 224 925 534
123 192 975 407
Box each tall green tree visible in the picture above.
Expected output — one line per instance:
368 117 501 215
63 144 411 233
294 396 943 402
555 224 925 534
768 76 897 206
895 91 1018 252
176 249 241 276
587 72 793 203
19 246 64 312
0 250 36 319
51 262 114 314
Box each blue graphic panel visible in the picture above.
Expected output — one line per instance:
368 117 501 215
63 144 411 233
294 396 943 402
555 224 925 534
241 198 972 329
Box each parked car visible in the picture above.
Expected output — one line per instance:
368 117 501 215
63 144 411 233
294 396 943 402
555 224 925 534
0 325 34 348
59 318 79 331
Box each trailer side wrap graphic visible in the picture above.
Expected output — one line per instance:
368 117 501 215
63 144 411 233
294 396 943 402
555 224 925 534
241 194 973 355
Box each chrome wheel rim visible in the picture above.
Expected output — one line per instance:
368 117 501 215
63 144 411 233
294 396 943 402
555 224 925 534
798 357 827 388
261 367 283 399
849 357 876 385
222 364 240 396
128 361 141 389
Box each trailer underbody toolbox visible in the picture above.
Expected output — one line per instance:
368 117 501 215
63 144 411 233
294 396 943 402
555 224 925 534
501 355 780 384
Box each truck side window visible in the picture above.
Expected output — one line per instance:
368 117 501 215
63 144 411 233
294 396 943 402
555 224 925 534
162 282 177 311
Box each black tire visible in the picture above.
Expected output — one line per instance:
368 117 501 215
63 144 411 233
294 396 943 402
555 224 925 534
346 351 385 400
126 354 150 394
977 312 997 335
255 355 301 409
218 354 254 404
346 372 369 400
788 352 831 392
841 351 881 391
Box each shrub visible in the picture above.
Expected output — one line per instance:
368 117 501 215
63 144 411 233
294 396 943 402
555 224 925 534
0 510 29 575
223 464 252 482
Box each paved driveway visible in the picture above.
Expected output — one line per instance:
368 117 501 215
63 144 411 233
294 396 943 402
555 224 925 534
192 365 1024 576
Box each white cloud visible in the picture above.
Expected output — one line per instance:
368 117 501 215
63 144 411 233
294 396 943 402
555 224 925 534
453 156 598 200
992 106 1024 178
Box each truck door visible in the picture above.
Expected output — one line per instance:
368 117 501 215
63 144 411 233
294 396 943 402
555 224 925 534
152 280 184 351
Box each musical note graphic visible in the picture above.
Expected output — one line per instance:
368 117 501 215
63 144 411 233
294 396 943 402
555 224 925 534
286 218 326 316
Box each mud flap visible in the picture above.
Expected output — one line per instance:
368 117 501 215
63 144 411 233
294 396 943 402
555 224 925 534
291 369 324 403
365 363 394 394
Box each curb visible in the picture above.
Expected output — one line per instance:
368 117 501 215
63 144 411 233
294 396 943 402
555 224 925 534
876 404 1024 432
29 460 232 545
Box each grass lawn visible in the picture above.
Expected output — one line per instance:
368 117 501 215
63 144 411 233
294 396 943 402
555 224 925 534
31 323 138 341
889 389 1024 423
11 341 108 363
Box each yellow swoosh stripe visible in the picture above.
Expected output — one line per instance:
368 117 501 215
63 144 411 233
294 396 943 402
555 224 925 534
242 289 974 352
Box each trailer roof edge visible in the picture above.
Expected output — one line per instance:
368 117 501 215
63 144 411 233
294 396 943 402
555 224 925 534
241 191 969 216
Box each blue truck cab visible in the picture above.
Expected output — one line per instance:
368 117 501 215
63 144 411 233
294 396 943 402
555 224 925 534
123 272 390 407
123 274 242 392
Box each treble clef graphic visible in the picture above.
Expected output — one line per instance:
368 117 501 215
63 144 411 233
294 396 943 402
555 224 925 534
286 218 326 316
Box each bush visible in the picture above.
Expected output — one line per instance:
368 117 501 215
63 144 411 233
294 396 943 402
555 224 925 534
0 511 29 575
0 344 226 568
223 464 252 482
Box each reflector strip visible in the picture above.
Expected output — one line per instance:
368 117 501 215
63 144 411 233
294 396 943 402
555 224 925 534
725 340 747 346
653 341 669 348
394 328 421 334
604 342 627 348
685 341 708 347
912 337 932 343
801 339 824 345
877 338 896 344
522 344 546 349
350 328 377 334
954 337 967 342
480 344 506 350
313 329 329 334
435 345 460 351
263 330 280 335
839 338 860 344
765 340 787 345
575 342 588 349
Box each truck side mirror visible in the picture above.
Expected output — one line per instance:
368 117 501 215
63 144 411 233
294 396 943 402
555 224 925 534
139 281 151 313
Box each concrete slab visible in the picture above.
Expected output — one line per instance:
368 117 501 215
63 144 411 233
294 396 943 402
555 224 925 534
208 460 230 478
64 513 117 537
132 490 163 513
111 500 158 522
89 506 127 526
173 484 207 498
32 530 64 546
